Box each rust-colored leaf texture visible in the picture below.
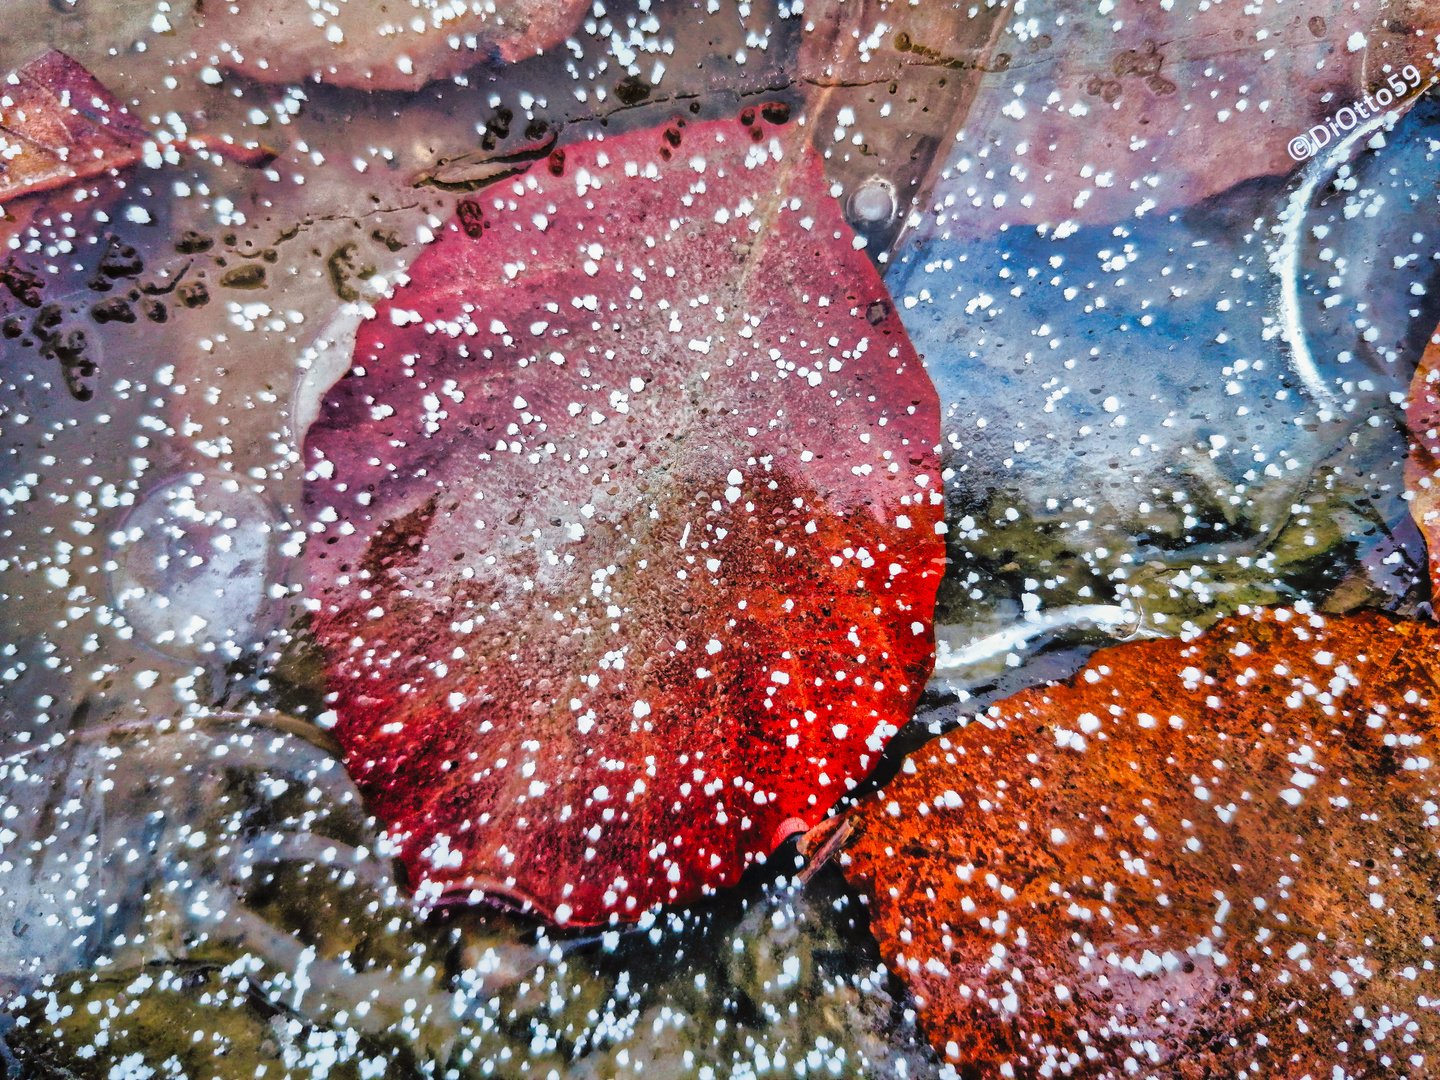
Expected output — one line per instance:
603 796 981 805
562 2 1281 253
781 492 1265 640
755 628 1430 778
0 51 146 204
302 107 945 925
840 609 1440 1079
193 0 590 90
1406 324 1440 594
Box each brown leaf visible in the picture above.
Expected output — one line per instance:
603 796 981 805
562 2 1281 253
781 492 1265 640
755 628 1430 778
0 51 146 204
840 609 1440 1078
192 0 590 91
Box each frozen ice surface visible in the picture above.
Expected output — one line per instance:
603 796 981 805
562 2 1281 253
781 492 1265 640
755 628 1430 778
108 472 285 662
892 95 1440 681
3 0 1440 1074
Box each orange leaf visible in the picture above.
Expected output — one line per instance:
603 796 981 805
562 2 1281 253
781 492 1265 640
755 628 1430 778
840 609 1440 1079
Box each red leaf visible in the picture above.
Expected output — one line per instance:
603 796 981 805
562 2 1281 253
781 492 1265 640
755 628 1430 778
0 52 146 204
1406 322 1440 593
839 610 1440 1078
303 109 945 924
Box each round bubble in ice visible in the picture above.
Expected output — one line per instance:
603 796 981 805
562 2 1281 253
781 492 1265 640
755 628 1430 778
108 472 286 661
848 177 897 225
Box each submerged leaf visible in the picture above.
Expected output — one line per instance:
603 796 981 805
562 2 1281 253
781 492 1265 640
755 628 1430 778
841 609 1440 1079
193 0 590 91
0 51 146 204
918 0 1440 234
894 88 1440 662
303 109 944 924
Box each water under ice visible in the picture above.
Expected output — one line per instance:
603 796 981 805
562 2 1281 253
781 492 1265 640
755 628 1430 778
903 96 1440 699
